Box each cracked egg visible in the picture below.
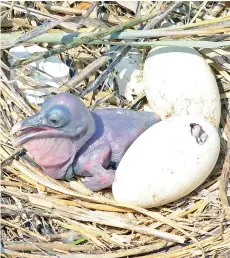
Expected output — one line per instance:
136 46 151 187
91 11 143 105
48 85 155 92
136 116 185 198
112 116 220 208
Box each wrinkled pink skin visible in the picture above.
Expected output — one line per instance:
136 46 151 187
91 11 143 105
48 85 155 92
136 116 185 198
12 93 160 191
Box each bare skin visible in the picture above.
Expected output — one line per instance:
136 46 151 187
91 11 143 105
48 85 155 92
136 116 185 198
12 93 160 191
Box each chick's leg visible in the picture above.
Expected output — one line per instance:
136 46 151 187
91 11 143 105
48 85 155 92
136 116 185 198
83 165 115 191
82 143 115 191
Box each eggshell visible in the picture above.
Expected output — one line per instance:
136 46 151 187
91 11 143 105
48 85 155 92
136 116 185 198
109 50 144 101
143 46 221 128
8 45 70 105
9 45 70 88
112 116 220 208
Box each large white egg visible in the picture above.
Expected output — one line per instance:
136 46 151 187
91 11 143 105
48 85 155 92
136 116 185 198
143 46 221 128
112 116 220 208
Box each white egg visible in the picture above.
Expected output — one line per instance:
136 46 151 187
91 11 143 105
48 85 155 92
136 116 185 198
112 116 220 208
143 46 221 128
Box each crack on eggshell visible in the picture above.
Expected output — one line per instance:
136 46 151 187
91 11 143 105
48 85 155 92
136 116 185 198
190 123 209 145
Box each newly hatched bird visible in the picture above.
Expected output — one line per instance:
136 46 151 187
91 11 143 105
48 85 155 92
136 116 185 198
12 93 160 190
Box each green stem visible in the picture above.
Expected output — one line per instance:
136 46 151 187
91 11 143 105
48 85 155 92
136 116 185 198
88 40 230 48
2 27 228 44
12 11 161 68
70 237 88 245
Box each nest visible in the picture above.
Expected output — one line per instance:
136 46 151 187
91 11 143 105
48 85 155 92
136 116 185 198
1 1 230 258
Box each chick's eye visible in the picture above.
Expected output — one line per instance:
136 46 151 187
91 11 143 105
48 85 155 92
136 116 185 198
50 119 58 124
48 114 60 126
46 105 71 127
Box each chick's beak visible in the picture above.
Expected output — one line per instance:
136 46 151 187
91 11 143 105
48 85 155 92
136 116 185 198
10 113 48 147
11 113 43 135
11 119 24 135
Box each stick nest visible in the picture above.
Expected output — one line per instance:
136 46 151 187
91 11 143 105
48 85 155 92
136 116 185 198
1 1 230 258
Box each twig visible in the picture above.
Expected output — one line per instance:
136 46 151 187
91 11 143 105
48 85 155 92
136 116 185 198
12 11 162 68
73 2 98 30
190 1 208 24
1 15 70 49
4 250 45 258
0 180 36 192
80 46 131 97
5 241 92 252
0 10 8 23
0 219 48 241
0 148 25 166
1 187 185 244
219 147 230 218
56 242 169 258
0 2 104 31
64 55 113 89
85 2 97 17
0 2 69 23
219 106 230 218
8 0 14 19
210 2 226 17
1 81 34 116
144 1 181 29
80 1 181 97
88 39 230 48
2 28 228 43
159 15 230 31
43 3 87 15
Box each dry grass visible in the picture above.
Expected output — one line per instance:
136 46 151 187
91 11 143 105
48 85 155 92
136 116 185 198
1 1 229 258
